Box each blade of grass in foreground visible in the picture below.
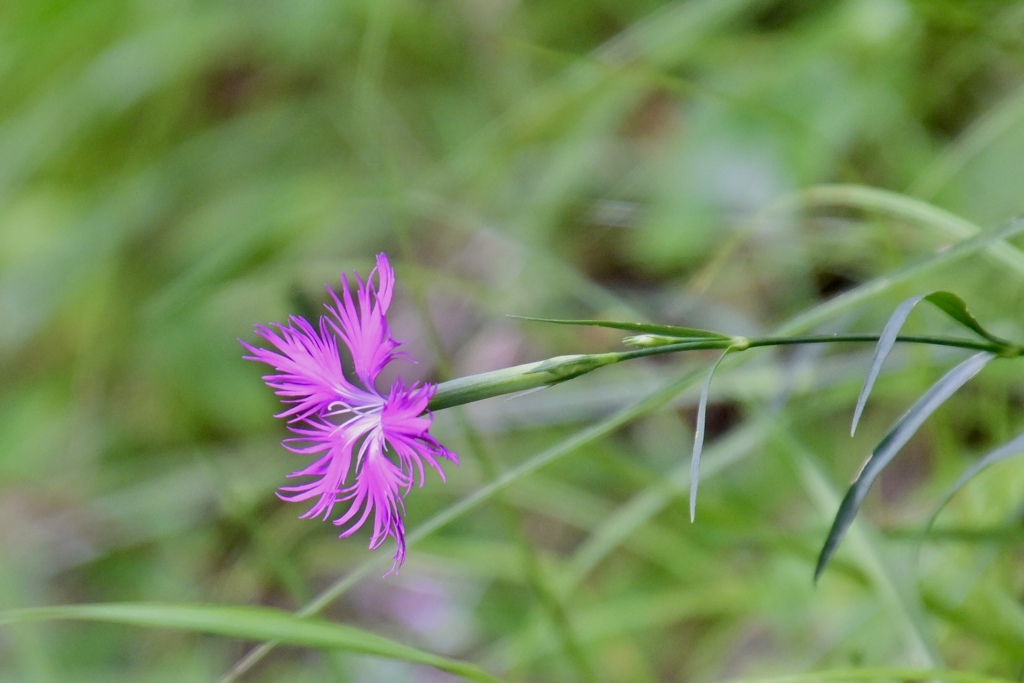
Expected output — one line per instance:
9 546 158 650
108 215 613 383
724 667 1015 683
0 603 504 683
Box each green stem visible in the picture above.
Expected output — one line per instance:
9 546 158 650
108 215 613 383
745 334 1003 352
428 333 1010 412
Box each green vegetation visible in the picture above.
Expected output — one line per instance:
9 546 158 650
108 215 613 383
2 1 1024 681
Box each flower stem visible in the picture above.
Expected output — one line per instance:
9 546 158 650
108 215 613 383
429 333 1011 412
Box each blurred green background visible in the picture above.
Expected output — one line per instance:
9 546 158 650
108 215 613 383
3 0 1024 681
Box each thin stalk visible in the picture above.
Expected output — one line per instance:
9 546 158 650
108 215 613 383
744 334 1006 353
429 333 1011 412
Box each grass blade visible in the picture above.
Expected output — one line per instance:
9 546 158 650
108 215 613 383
925 430 1024 533
816 352 995 581
790 185 1024 275
0 603 504 683
723 666 1016 683
778 215 1024 335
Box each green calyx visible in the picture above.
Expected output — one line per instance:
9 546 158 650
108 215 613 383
429 354 619 411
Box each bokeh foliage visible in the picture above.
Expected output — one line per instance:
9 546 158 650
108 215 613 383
2 0 1024 681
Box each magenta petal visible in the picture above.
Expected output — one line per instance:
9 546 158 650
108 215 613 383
242 253 457 573
324 254 406 388
241 316 364 422
333 446 410 562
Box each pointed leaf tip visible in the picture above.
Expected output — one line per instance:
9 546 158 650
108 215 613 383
690 350 732 522
851 295 924 437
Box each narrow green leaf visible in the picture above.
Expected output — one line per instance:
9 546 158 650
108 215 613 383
816 352 994 582
851 291 1012 436
850 295 925 436
0 603 504 683
921 291 1012 346
511 315 730 340
925 430 1024 533
690 350 732 522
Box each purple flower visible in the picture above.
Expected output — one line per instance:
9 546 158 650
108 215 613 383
241 254 456 572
